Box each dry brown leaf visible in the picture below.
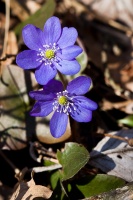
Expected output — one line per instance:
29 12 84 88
9 0 41 21
106 60 133 93
9 0 29 21
1 31 18 76
101 98 133 114
10 182 29 200
10 177 52 200
5 31 18 59
26 0 41 14
22 184 52 200
2 31 18 62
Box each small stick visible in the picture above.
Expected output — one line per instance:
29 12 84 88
99 133 128 143
31 164 62 173
0 54 16 62
0 0 10 76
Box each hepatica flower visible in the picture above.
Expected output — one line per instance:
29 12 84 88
16 16 82 85
29 76 98 138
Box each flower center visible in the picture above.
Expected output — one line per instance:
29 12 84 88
37 43 60 65
58 96 67 105
45 49 55 59
53 90 77 115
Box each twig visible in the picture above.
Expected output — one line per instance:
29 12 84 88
0 54 16 62
33 141 57 158
31 164 62 173
2 0 10 56
97 132 128 143
29 142 57 163
0 0 10 76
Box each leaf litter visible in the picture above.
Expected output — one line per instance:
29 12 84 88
89 129 133 182
0 0 133 199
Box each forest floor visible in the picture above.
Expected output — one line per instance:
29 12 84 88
0 0 133 199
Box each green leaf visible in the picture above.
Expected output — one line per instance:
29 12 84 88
50 171 67 200
67 174 125 199
14 0 56 35
57 142 90 181
43 160 55 167
50 170 61 190
118 115 133 127
69 51 88 81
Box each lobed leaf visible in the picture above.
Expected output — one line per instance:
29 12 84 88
57 142 90 181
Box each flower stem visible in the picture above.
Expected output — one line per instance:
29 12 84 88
58 71 68 89
69 117 81 142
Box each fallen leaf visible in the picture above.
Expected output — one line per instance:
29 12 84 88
0 64 37 150
10 176 52 200
10 0 29 21
89 129 133 182
22 185 52 200
1 31 18 75
80 0 133 28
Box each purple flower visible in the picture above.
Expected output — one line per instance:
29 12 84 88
29 76 98 138
16 16 82 85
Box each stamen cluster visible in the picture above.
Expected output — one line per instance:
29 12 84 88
53 90 76 115
37 43 60 65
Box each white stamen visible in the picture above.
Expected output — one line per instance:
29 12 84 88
37 43 60 66
53 90 77 115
